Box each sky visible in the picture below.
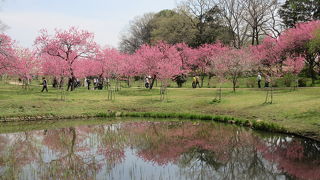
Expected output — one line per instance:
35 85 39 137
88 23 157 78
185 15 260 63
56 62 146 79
0 0 177 49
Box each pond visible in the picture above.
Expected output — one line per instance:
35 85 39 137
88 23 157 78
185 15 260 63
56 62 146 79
0 118 319 180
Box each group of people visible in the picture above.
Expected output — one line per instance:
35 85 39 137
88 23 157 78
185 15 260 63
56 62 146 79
145 76 151 88
41 73 271 92
41 77 110 92
85 77 109 90
192 76 200 88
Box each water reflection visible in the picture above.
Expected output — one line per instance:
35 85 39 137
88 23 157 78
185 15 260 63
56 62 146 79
0 120 319 180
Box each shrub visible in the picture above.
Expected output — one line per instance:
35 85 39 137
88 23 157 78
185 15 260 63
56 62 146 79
172 74 187 88
298 78 307 87
246 77 256 88
283 73 295 87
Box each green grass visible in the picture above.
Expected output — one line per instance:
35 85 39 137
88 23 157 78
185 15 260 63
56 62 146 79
0 80 319 140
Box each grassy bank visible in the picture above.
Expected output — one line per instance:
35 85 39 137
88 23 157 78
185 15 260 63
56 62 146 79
0 82 319 140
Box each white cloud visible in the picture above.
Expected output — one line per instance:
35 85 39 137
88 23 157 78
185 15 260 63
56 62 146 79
0 11 124 48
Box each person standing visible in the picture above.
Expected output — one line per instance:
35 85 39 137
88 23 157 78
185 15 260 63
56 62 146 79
257 73 262 88
192 76 196 88
265 75 270 88
145 76 150 89
41 77 48 92
195 76 200 88
67 78 73 91
86 78 91 90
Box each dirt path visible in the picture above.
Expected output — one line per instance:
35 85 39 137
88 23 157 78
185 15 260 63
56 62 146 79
8 81 23 86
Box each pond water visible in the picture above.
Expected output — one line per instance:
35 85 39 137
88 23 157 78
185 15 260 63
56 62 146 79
0 118 319 180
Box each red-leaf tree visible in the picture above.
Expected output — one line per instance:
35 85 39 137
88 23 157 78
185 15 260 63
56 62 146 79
35 27 98 91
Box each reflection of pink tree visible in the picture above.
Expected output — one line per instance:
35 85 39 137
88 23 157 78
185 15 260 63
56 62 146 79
41 127 101 179
120 121 320 179
122 122 251 166
0 132 41 179
0 135 9 166
95 125 126 169
261 139 320 180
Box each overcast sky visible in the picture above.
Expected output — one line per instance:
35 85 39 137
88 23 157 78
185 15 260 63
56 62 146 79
0 0 177 48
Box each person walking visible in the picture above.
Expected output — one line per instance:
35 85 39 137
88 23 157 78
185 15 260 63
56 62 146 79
41 77 48 92
257 73 262 88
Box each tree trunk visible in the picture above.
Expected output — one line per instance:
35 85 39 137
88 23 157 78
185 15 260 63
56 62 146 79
219 86 222 101
232 77 237 93
149 75 156 89
255 26 259 45
200 75 204 88
309 62 316 85
251 28 255 45
127 77 130 87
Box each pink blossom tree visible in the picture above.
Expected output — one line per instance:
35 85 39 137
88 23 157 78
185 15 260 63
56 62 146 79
172 43 196 87
35 27 98 91
41 53 69 89
119 54 139 87
0 34 16 76
218 48 256 92
283 56 305 90
134 42 183 90
13 48 40 89
277 20 320 84
98 48 125 90
252 37 282 104
206 45 229 101
194 43 226 88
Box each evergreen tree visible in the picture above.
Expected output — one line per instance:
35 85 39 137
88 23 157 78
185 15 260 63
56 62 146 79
279 0 320 28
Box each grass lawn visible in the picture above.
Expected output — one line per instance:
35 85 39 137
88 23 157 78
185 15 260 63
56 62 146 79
0 80 319 140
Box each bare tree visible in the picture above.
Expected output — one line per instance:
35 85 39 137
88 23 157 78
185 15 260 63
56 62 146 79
179 0 282 47
177 0 227 46
0 0 8 32
261 0 284 38
119 13 154 54
218 0 250 48
241 0 279 45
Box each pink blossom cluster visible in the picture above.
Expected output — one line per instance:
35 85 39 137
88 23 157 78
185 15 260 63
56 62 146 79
1 21 320 85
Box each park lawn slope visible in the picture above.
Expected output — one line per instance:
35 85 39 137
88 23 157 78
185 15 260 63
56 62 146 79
0 84 319 140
